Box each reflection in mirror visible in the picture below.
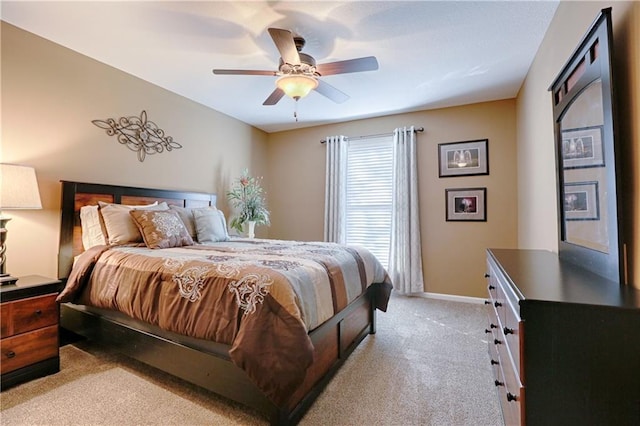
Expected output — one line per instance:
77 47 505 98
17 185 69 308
560 79 609 253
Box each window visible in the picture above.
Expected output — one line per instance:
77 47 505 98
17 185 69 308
345 136 393 268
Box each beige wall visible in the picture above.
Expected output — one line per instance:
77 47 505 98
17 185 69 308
1 22 268 279
517 1 640 288
267 100 518 298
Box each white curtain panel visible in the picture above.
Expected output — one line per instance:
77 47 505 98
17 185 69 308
324 135 348 243
389 126 425 294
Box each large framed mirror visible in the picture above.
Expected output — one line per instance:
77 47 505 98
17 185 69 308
549 8 625 284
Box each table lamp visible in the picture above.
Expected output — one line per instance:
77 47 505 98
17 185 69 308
0 163 42 285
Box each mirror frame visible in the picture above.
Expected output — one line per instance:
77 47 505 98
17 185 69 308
549 8 625 284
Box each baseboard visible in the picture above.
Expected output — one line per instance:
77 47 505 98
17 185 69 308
416 292 486 304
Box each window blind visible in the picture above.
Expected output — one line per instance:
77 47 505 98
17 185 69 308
345 136 393 268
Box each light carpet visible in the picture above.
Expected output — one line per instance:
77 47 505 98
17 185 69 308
0 295 503 425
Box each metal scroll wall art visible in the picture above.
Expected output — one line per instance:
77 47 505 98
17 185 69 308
92 110 182 162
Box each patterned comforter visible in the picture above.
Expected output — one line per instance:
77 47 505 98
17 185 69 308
58 238 392 405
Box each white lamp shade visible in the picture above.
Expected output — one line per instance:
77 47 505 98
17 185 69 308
0 164 42 210
276 74 319 99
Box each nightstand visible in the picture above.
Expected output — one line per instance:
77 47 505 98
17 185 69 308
1 275 62 390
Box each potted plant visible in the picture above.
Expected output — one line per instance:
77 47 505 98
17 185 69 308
227 169 270 237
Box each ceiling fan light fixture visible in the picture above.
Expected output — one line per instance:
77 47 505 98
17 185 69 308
276 74 318 100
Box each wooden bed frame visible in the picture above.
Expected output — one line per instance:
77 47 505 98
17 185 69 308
57 181 382 425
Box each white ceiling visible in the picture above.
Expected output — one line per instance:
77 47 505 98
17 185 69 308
1 1 559 133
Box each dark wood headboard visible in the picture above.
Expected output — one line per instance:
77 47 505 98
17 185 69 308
58 181 217 280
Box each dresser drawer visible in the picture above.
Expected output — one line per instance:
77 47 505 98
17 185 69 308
497 366 524 426
499 302 522 380
0 325 59 374
1 294 58 338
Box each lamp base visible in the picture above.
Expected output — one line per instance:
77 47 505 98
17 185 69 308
0 274 18 285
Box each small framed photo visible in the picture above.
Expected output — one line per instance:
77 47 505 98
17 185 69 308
446 188 487 222
564 181 600 221
561 126 604 169
438 139 489 177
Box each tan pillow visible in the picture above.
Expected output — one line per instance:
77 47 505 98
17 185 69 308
169 205 217 241
129 209 194 249
99 201 168 245
79 205 107 249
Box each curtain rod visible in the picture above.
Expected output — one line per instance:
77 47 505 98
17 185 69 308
320 127 424 144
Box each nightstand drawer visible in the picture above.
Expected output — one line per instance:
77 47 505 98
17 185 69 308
1 294 58 338
0 325 59 374
0 304 10 337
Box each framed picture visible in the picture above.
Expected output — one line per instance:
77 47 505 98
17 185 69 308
564 181 600 221
438 139 489 177
446 187 487 222
561 126 604 169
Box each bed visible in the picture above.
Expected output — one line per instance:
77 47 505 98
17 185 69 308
57 180 392 425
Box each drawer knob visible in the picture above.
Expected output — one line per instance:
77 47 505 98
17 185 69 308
484 273 490 278
485 329 491 334
490 359 500 365
484 300 491 305
507 392 518 402
488 285 495 290
503 327 514 335
6 350 16 359
494 339 502 345
490 323 498 329
35 309 42 316
494 380 504 387
494 301 502 308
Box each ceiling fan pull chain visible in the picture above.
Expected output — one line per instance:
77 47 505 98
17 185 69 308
294 100 299 122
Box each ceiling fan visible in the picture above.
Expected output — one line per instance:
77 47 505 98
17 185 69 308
212 28 379 106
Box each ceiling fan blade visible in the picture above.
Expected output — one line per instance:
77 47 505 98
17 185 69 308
213 69 276 76
263 88 285 106
316 56 379 76
314 80 350 104
268 28 300 65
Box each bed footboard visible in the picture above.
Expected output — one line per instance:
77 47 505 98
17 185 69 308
60 283 380 425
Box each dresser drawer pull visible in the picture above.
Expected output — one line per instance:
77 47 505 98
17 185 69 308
484 273 491 278
494 380 504 387
490 359 500 365
488 285 495 290
503 327 514 335
6 350 16 359
484 300 491 305
494 339 502 345
494 301 502 308
35 309 43 316
507 392 518 402
485 329 491 334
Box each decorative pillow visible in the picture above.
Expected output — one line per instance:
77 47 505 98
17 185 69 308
79 205 107 249
99 201 169 245
193 208 230 243
129 209 194 249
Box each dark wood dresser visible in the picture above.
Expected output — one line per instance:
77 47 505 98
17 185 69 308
1 275 62 390
485 249 640 426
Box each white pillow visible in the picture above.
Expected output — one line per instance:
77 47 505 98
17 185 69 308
193 208 229 243
79 205 107 249
99 201 169 245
